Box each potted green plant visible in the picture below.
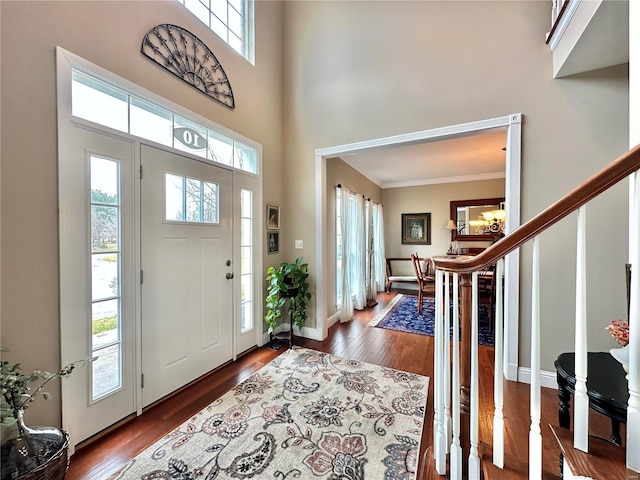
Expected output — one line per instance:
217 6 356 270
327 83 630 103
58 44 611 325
265 257 311 335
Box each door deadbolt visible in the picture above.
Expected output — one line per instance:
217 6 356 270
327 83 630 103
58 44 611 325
226 260 232 266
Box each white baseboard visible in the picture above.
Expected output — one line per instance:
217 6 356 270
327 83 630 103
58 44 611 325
505 362 519 382
517 367 558 389
299 325 324 341
327 311 340 328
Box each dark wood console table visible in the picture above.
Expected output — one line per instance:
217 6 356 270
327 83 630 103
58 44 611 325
554 352 628 445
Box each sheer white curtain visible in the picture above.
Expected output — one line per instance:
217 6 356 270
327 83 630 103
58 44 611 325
373 204 386 293
366 200 376 303
338 186 353 322
337 189 381 321
352 194 367 310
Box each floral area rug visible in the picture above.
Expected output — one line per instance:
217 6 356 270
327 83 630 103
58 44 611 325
368 294 495 347
110 347 429 480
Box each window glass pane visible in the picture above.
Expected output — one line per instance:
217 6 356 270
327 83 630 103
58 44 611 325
241 189 252 218
241 273 251 305
91 157 119 203
72 71 128 132
241 300 252 332
130 97 173 146
203 182 219 223
174 116 208 156
241 245 251 274
92 299 119 350
185 178 202 222
210 14 228 40
211 0 227 22
228 33 243 55
91 206 119 253
229 0 242 15
92 253 119 301
185 0 210 25
228 7 242 37
241 218 251 245
166 173 185 221
234 143 257 173
207 130 234 166
92 344 121 399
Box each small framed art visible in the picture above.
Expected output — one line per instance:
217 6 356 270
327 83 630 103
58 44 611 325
401 212 431 245
267 203 280 230
268 231 279 254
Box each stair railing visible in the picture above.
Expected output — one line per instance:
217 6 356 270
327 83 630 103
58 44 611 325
432 143 640 479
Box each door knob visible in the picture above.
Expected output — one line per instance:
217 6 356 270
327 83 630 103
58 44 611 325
226 272 234 279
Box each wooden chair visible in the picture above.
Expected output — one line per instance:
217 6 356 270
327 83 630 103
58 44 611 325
410 253 435 313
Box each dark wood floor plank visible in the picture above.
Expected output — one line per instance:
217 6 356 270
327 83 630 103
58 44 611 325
65 292 622 479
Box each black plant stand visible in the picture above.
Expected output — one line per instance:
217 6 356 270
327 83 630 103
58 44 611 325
268 289 297 350
269 312 293 350
269 284 298 350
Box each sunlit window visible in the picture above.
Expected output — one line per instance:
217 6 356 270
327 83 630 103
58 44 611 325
177 0 255 64
90 156 123 400
165 173 219 224
240 189 253 333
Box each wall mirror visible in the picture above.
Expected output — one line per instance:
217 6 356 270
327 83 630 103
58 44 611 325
450 197 505 241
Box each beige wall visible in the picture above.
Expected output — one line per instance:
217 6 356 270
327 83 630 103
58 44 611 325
325 157 382 316
383 179 505 258
0 0 284 426
282 1 629 372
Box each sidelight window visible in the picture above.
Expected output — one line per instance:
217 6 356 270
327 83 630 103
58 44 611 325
90 155 123 400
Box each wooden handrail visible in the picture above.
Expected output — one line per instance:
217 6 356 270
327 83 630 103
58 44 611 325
434 143 640 274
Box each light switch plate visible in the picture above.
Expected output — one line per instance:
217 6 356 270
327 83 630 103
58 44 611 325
295 240 303 249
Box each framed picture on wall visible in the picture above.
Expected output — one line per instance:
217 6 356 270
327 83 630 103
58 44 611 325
401 213 431 245
268 231 279 254
267 203 280 229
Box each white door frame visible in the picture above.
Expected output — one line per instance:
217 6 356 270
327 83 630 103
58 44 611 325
57 47 263 446
314 114 522 381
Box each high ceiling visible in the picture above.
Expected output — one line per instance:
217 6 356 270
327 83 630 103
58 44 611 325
339 128 508 189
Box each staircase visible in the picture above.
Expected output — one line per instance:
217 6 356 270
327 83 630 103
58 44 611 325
428 143 640 479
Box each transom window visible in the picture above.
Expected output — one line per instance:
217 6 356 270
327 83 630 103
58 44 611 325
177 0 255 64
71 69 258 174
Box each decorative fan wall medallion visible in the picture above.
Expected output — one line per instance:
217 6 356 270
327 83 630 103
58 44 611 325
141 24 235 109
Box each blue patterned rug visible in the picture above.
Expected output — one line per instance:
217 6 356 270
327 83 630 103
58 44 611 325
368 294 494 347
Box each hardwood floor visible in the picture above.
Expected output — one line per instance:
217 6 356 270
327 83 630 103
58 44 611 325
66 292 619 479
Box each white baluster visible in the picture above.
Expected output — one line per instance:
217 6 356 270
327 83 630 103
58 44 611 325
468 272 480 480
444 271 452 452
493 258 505 468
434 269 447 474
627 173 640 472
450 272 462 480
529 237 542 480
574 206 589 452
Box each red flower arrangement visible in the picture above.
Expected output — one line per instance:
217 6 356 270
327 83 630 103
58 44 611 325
606 319 629 346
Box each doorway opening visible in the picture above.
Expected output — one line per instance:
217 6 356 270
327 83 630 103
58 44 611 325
314 114 522 380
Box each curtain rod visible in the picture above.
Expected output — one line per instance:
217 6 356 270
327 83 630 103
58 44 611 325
334 184 382 206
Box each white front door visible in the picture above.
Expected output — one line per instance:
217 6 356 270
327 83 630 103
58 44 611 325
141 145 234 407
